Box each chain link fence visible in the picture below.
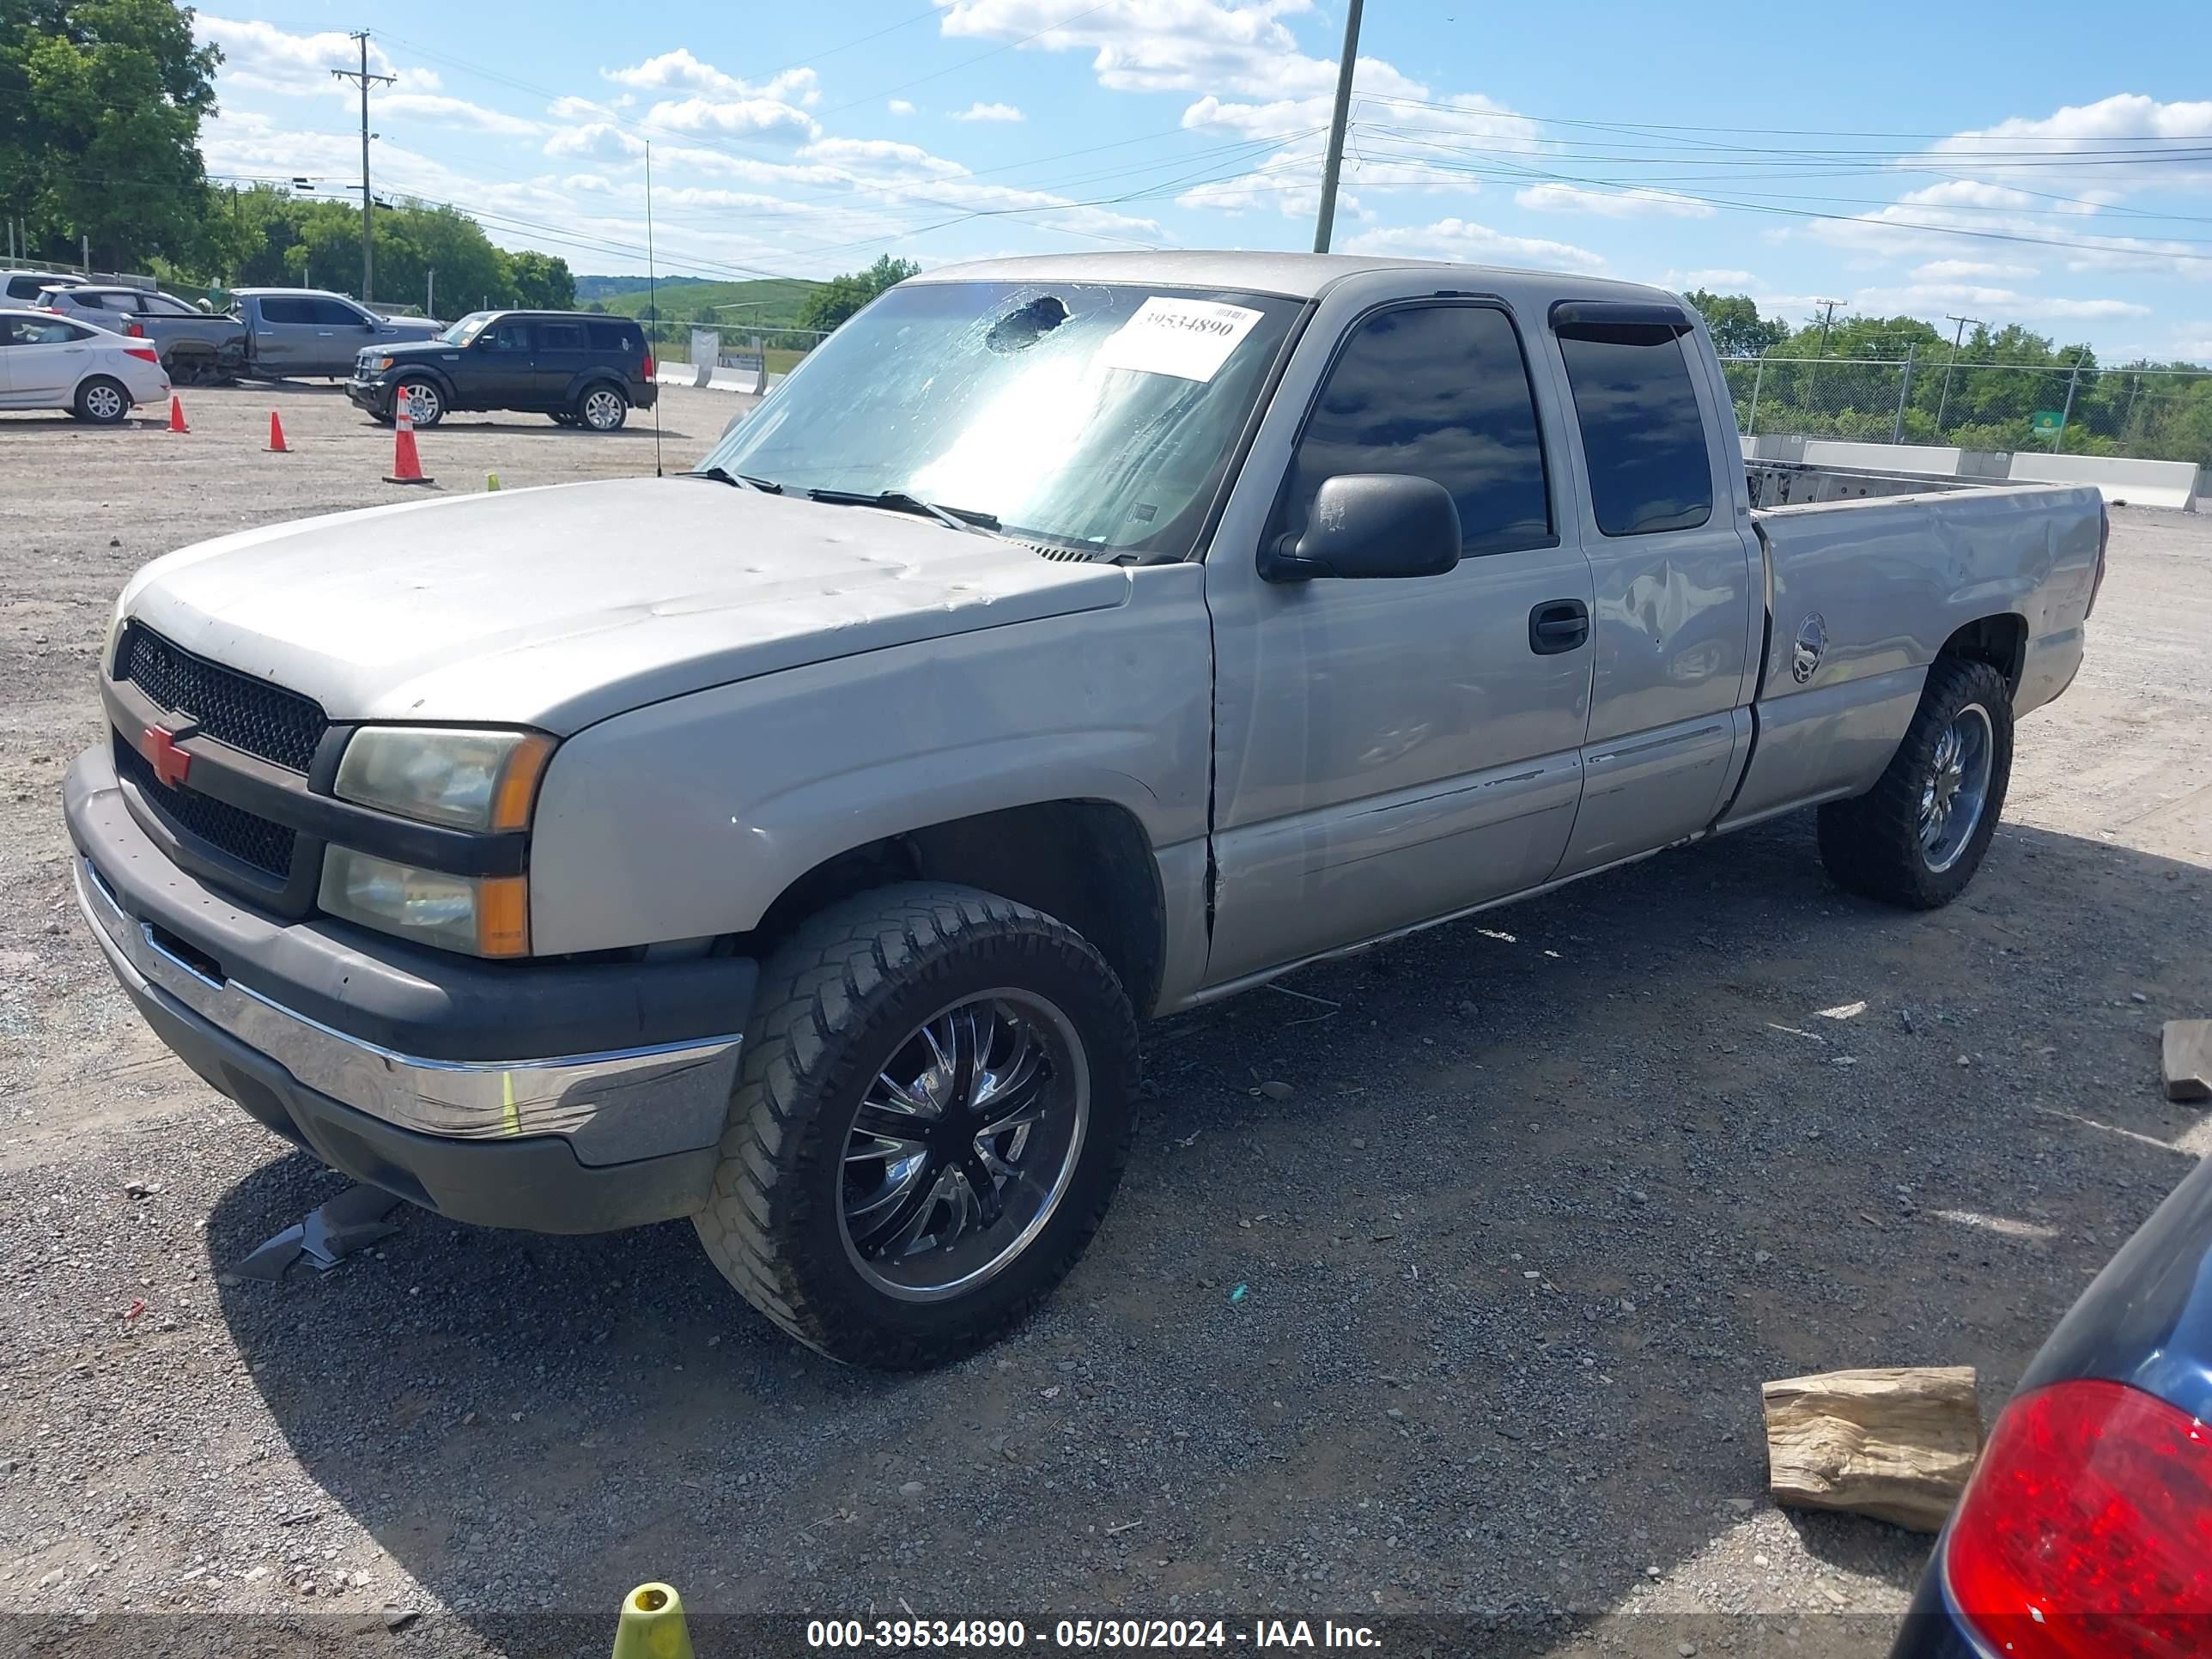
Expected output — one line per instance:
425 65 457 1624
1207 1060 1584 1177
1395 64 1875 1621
1722 356 2212 469
638 319 830 379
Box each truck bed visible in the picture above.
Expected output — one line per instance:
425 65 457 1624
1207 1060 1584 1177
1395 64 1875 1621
1720 479 2106 828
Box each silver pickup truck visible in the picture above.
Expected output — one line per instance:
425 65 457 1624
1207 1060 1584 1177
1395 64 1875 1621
64 252 2105 1368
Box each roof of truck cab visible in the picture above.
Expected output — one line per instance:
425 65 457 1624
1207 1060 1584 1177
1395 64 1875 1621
911 250 1680 304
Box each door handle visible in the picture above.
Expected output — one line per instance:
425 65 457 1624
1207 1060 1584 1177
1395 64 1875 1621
1528 599 1589 655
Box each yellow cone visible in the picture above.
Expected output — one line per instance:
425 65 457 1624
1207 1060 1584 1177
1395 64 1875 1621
611 1583 693 1659
485 472 502 491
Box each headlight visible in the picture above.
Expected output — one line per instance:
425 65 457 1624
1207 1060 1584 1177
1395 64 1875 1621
319 848 530 957
334 726 554 831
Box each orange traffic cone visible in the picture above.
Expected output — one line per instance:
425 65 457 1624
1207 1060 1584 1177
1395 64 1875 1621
383 404 432 486
167 396 187 434
267 411 289 453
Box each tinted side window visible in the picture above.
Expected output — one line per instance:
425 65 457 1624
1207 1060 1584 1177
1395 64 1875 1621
1282 304 1552 559
142 294 198 316
1556 325 1713 537
482 320 532 352
586 320 636 352
97 292 144 313
534 320 586 352
8 317 85 345
310 297 366 325
258 297 313 325
6 276 45 299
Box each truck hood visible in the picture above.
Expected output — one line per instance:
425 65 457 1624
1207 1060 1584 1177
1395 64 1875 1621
119 477 1129 732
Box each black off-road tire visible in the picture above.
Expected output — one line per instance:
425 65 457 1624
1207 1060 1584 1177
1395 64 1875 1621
693 882 1139 1370
1817 657 2014 908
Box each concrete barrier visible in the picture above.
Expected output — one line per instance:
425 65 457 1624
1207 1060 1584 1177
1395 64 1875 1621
1802 440 1966 476
1742 433 2201 511
707 366 761 394
2005 453 2200 512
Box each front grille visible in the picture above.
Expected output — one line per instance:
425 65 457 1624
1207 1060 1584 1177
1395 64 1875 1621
115 623 328 773
114 732 297 880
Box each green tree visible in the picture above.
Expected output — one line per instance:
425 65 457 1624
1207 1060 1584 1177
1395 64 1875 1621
798 253 920 333
1683 290 1786 359
508 249 574 310
0 0 223 271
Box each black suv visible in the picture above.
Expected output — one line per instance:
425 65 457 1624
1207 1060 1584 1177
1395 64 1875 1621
346 309 657 432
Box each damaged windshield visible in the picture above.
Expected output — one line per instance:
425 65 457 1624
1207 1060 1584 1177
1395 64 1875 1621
694 281 1304 560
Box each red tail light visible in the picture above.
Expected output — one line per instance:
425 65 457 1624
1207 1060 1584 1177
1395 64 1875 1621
127 320 145 337
1946 1379 2212 1658
642 350 656 381
124 344 160 364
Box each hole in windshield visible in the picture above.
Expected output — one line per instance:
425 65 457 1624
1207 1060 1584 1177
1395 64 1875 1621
985 295 1069 355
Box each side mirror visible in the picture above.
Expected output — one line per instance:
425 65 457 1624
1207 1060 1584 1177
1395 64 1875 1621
1262 474 1462 582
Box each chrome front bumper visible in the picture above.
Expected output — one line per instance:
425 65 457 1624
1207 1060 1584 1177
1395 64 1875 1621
74 856 743 1152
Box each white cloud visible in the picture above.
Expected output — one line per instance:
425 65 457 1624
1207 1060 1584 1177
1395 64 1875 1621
937 0 1324 98
543 122 648 162
562 173 614 194
549 94 616 122
603 48 820 108
1515 183 1713 220
1344 216 1607 274
888 98 916 116
799 137 965 176
198 15 389 94
1912 258 2040 282
951 101 1026 122
1848 283 2153 321
381 93 542 137
641 95 820 144
1662 268 1759 290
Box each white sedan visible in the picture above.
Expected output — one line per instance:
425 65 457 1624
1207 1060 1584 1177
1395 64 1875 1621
0 307 170 422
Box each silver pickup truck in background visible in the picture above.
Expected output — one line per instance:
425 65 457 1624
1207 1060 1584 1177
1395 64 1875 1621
64 252 2105 1368
228 288 444 379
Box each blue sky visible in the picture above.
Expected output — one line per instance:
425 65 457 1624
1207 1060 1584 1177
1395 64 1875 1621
196 2 2212 362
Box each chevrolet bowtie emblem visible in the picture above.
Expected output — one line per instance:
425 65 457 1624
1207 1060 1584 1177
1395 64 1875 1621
139 725 191 788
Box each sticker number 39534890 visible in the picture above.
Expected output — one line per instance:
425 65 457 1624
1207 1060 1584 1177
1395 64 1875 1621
1092 297 1265 384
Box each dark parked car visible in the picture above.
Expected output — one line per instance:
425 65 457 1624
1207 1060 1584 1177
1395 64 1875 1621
345 309 656 432
1889 1146 2212 1658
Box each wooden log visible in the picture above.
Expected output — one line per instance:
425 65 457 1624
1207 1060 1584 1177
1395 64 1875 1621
2164 1019 2211 1103
1761 1366 1983 1533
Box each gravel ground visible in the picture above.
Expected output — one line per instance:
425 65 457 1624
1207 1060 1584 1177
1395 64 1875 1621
3 387 2208 1658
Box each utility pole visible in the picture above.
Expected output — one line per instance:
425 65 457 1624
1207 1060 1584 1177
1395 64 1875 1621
332 32 393 304
1891 341 1917 445
2055 356 2081 453
1936 313 1984 434
1813 299 1840 358
1310 0 1365 254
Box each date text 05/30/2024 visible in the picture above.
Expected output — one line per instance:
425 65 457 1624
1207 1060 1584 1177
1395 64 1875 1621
805 1620 1382 1650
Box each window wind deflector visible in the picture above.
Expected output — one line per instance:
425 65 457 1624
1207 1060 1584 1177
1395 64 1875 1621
1550 300 1692 335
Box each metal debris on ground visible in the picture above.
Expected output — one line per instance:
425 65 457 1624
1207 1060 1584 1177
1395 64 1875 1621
231 1182 404 1280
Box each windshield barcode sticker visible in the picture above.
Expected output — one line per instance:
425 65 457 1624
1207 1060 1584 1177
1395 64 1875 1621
1093 297 1265 383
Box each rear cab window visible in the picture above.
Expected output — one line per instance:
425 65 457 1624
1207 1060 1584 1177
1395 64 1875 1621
1553 308 1714 537
257 297 313 325
585 319 637 353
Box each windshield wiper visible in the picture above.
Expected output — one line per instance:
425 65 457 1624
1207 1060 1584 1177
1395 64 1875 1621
684 465 783 493
804 488 1000 533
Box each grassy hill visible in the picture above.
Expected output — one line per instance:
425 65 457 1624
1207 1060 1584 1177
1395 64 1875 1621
579 275 819 330
573 273 713 304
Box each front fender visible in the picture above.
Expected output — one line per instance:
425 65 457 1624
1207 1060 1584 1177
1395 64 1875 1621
526 567 1215 956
